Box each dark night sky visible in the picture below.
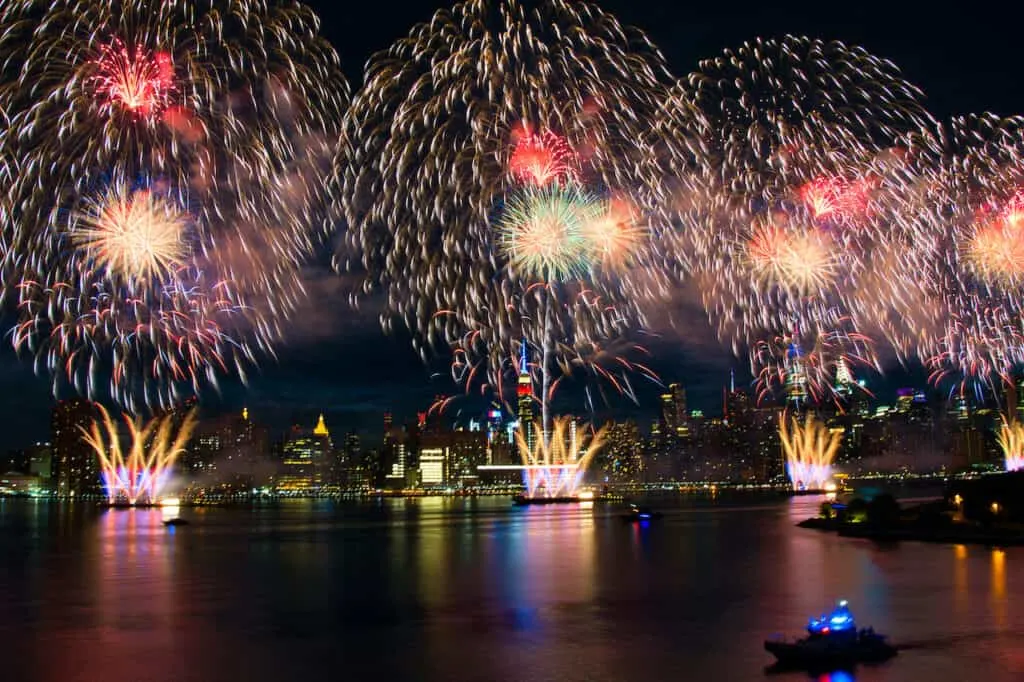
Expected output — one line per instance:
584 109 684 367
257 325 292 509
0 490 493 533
1 1 1020 450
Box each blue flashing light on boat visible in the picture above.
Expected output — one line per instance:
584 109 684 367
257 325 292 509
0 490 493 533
808 600 855 635
767 600 897 669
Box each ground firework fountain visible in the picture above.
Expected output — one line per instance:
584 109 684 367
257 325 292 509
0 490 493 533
80 405 198 506
514 417 607 499
997 417 1024 472
779 413 841 491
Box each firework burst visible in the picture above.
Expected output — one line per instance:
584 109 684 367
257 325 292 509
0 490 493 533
581 196 647 271
964 194 1024 286
90 39 176 118
335 0 674 419
497 183 599 281
72 184 189 285
0 0 348 409
508 128 580 187
872 115 1024 392
656 36 932 376
745 218 837 295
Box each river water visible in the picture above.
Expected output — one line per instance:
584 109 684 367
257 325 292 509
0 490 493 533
0 495 1021 681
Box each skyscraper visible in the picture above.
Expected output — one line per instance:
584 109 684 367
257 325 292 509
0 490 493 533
835 357 854 398
785 339 808 406
516 341 536 451
51 399 100 498
660 383 688 438
277 414 332 494
383 413 409 488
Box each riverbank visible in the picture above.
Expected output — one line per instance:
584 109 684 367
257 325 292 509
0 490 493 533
799 514 1024 546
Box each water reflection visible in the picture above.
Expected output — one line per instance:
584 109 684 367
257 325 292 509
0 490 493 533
1 496 1023 681
953 544 969 618
97 508 174 632
991 549 1007 629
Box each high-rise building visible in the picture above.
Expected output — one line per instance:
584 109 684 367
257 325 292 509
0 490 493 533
419 446 446 485
343 432 360 462
516 341 536 452
51 399 100 498
785 336 808 406
485 406 511 465
665 383 688 435
383 414 410 488
277 414 332 494
418 427 487 487
26 443 52 483
835 357 854 399
332 431 360 489
185 407 269 492
597 420 643 483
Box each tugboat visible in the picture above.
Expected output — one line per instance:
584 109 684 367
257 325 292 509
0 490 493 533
765 601 897 670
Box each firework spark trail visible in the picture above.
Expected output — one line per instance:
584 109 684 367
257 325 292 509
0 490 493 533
778 412 841 491
336 0 675 419
0 0 348 410
513 416 607 498
80 403 198 505
873 114 1024 392
7 0 1024 412
654 35 934 388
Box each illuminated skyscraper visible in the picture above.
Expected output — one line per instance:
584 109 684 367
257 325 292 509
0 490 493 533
50 399 100 498
383 413 409 488
516 341 536 451
277 413 332 494
785 338 808 406
835 358 854 399
485 406 510 465
660 383 688 438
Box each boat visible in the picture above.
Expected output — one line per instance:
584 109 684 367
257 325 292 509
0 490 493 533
622 504 663 522
764 600 897 670
512 494 579 506
162 517 190 526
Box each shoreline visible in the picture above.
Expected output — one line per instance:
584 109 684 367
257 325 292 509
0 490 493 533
798 516 1024 547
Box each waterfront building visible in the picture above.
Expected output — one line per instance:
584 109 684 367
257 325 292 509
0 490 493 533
277 414 332 494
596 420 643 483
185 407 270 492
418 427 487 487
660 383 688 439
51 399 100 498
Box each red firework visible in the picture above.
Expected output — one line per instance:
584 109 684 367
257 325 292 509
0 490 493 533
508 129 580 186
91 40 175 117
799 176 874 222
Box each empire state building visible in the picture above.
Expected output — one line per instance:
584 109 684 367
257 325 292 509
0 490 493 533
516 342 536 451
